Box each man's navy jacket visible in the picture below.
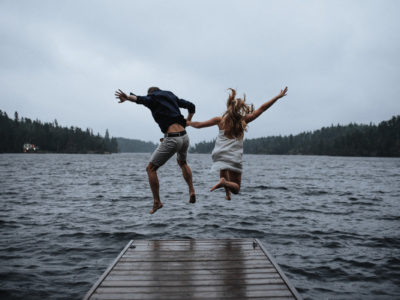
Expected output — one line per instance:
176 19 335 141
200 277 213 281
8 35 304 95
135 90 196 133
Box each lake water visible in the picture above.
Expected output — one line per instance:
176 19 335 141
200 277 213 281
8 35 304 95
0 153 399 300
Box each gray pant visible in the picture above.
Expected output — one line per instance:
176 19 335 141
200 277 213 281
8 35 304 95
150 134 190 167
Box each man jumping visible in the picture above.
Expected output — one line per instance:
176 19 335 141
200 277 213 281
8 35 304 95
115 87 196 214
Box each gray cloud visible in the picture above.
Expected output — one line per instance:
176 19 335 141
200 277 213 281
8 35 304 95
1 0 399 143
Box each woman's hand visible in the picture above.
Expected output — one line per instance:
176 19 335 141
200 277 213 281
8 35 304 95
115 89 128 103
278 86 288 99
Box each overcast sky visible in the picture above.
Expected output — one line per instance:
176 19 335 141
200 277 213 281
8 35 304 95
1 0 399 144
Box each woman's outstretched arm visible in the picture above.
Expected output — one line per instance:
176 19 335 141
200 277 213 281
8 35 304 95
187 116 222 128
245 87 288 123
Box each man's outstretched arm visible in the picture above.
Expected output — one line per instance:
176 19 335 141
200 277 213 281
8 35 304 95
114 89 137 103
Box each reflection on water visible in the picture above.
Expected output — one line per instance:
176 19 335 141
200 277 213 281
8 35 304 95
0 153 399 299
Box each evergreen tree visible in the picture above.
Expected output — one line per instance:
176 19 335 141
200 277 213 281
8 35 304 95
0 110 119 154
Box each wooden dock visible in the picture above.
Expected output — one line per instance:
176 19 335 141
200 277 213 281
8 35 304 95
83 239 302 300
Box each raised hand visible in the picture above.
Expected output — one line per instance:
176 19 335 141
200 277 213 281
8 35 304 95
278 86 288 98
114 89 128 103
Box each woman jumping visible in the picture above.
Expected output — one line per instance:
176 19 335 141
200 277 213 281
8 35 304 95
188 87 288 200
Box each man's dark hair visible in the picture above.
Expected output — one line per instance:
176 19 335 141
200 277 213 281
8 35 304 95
147 87 160 95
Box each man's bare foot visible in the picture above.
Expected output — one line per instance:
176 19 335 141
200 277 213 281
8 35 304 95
150 202 163 214
189 194 196 203
210 178 225 192
225 194 231 200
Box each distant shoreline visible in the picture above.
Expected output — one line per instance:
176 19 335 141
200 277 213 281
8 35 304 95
2 110 399 157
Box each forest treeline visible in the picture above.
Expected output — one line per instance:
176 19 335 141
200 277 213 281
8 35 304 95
2 109 398 156
0 110 118 153
116 137 157 153
189 115 400 157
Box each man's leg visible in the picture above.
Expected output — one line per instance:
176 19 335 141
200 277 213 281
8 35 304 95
146 162 163 214
176 134 196 203
177 159 196 203
147 138 177 214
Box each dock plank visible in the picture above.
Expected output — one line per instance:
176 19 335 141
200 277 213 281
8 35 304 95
96 283 288 292
109 267 278 275
83 239 302 300
100 278 286 287
124 249 265 257
95 284 289 294
89 289 294 300
113 261 274 270
106 272 281 281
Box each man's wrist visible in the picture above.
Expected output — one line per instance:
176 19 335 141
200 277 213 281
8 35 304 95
127 94 137 102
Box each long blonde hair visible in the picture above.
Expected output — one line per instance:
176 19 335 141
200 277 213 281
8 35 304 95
221 88 254 139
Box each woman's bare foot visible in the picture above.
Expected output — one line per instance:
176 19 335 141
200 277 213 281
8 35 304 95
189 194 196 203
150 202 163 214
224 187 231 200
210 178 226 192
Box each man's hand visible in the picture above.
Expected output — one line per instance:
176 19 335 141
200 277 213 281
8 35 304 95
278 86 288 99
186 113 194 122
115 89 128 103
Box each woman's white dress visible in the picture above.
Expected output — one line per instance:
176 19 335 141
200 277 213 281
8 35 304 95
211 130 243 173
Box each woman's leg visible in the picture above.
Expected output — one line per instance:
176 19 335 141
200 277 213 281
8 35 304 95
210 170 241 195
220 170 231 200
227 170 241 194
